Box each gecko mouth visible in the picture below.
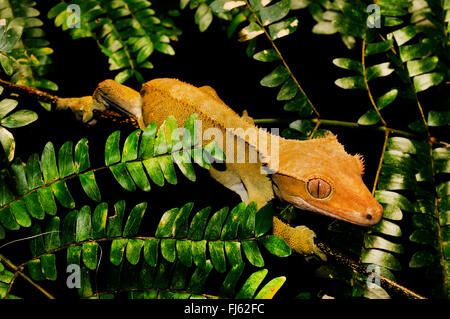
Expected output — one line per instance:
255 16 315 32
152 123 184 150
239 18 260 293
95 91 135 117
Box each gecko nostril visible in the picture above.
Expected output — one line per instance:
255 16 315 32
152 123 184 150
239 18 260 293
366 214 373 220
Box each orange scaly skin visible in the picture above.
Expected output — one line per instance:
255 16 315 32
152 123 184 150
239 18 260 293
59 78 383 260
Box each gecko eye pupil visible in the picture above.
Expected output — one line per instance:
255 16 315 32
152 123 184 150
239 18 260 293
307 178 331 199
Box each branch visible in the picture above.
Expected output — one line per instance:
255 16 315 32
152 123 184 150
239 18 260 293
0 77 137 127
0 78 58 104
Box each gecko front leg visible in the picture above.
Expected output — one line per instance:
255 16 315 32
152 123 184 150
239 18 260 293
56 80 145 128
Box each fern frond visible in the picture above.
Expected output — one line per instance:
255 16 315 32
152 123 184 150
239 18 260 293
96 266 286 299
311 1 404 126
310 0 448 129
240 0 318 120
182 0 247 33
0 0 57 93
0 87 38 163
0 114 220 232
22 200 288 299
360 136 450 298
386 2 444 94
49 0 181 84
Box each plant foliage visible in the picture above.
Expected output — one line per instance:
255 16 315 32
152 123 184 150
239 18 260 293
49 0 181 84
0 86 37 163
180 0 449 299
22 200 288 299
0 0 56 93
0 114 222 233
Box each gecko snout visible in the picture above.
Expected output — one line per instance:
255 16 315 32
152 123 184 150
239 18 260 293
364 202 383 225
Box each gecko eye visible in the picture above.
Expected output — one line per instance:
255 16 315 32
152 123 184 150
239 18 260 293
307 178 331 199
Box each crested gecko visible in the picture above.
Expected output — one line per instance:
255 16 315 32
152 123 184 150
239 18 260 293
57 78 383 260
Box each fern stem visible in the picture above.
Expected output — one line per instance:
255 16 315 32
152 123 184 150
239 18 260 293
315 240 426 299
243 0 320 117
378 34 397 55
0 253 55 299
308 120 321 139
427 138 448 297
17 235 259 270
361 36 387 127
371 130 389 195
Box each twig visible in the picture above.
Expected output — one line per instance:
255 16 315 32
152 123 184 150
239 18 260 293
0 253 55 299
315 240 426 299
0 231 60 250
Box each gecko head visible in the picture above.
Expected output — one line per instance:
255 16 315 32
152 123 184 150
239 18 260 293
270 135 383 226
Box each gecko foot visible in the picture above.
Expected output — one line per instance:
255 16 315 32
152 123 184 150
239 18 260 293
292 225 327 261
56 95 108 125
273 217 327 261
